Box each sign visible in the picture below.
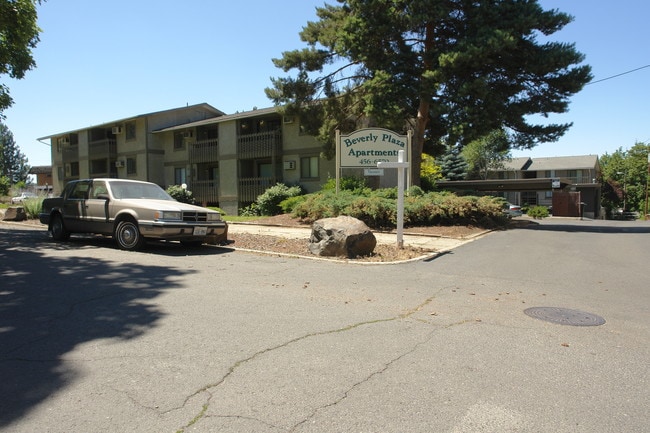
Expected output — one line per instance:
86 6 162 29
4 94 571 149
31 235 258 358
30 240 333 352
338 128 409 168
364 168 384 176
552 178 561 188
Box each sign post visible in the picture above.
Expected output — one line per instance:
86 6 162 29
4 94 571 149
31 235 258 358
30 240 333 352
378 149 408 248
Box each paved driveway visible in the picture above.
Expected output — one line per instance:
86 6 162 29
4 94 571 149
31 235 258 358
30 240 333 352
1 218 648 432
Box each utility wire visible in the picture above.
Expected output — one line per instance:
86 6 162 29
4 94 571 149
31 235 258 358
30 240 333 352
587 64 650 85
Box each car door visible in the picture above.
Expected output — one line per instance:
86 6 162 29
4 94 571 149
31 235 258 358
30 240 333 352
62 180 90 232
84 180 112 235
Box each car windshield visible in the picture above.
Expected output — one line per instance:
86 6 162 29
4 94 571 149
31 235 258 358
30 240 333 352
110 181 174 200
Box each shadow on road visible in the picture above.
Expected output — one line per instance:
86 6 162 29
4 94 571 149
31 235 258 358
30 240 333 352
511 218 650 234
0 227 200 427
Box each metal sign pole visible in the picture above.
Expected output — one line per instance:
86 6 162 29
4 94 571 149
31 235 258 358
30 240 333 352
378 149 408 248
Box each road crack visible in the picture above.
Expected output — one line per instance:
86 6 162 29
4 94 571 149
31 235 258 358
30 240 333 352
175 296 437 432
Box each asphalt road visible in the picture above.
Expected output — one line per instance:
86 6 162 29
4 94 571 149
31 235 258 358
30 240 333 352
1 218 648 433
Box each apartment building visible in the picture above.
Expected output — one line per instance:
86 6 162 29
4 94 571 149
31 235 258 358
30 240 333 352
39 104 335 215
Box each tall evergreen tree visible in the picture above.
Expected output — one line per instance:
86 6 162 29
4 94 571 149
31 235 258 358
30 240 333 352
0 122 30 183
439 145 468 181
266 0 592 186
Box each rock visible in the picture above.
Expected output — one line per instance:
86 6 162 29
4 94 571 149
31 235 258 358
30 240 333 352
309 215 377 258
3 207 27 221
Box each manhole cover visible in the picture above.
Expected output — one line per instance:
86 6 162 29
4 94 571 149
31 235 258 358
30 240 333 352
524 307 605 326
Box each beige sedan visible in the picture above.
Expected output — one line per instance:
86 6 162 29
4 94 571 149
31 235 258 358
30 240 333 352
40 178 228 250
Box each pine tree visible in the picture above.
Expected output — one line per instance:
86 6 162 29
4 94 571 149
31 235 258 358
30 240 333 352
0 122 30 183
439 145 468 181
266 0 592 186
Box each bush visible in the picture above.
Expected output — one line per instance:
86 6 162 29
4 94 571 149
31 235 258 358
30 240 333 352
291 187 507 229
239 203 260 217
279 195 305 214
527 205 549 219
321 176 369 194
166 185 196 204
255 183 303 216
22 197 44 219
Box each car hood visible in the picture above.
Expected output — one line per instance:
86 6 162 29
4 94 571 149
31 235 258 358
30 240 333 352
117 199 220 214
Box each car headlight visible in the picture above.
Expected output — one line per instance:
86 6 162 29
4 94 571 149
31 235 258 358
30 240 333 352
207 212 222 222
154 211 182 221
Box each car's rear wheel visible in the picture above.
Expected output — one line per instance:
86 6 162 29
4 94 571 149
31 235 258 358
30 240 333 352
114 219 145 251
50 214 70 241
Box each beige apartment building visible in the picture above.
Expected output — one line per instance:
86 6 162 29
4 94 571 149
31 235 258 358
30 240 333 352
39 103 335 215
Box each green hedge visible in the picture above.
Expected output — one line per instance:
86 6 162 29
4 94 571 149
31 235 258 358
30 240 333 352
291 189 506 229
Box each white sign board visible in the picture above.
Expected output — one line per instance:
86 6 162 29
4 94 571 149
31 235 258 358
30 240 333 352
339 128 409 168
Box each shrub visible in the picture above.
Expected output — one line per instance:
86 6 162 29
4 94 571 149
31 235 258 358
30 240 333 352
279 195 305 214
290 187 507 229
321 176 369 194
527 205 549 219
166 185 196 204
239 203 260 217
256 183 303 216
22 197 44 219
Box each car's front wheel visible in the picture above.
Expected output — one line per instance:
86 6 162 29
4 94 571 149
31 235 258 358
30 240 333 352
114 219 145 251
50 214 70 241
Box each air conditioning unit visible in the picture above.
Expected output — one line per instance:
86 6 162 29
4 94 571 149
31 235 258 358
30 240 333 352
182 131 193 138
112 126 123 134
115 160 124 168
283 160 296 170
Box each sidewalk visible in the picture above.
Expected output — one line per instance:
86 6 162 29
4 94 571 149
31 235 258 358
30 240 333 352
228 222 484 252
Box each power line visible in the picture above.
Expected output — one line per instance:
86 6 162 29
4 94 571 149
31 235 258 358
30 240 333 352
587 64 650 85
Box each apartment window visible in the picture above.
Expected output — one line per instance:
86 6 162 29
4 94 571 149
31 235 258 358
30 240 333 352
126 157 136 175
175 167 187 185
174 133 184 150
90 159 107 175
125 121 136 141
301 156 319 179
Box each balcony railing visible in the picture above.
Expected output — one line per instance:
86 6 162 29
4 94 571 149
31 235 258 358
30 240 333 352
189 180 219 206
62 145 79 162
190 139 219 163
239 177 274 204
237 131 282 159
88 139 117 158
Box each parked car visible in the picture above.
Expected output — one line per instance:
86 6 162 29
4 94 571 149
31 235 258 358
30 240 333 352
39 178 228 250
503 202 523 218
11 192 37 204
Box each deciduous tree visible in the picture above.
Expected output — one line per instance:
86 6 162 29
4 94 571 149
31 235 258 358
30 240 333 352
0 0 43 115
266 0 592 186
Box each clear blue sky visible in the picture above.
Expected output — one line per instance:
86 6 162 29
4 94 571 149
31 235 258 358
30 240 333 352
4 0 650 167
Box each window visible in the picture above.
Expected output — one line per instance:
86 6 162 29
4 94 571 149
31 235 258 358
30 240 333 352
90 159 107 175
125 121 136 141
174 133 184 150
301 156 319 179
126 157 136 175
90 180 108 199
175 167 187 185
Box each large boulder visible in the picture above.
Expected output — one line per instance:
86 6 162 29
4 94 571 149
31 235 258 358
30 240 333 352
309 215 377 258
2 207 27 221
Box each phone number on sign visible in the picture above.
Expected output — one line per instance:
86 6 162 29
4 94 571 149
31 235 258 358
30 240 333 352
359 158 390 165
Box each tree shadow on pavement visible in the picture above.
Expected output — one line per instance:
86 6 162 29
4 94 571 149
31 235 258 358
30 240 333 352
0 227 196 427
512 218 650 234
